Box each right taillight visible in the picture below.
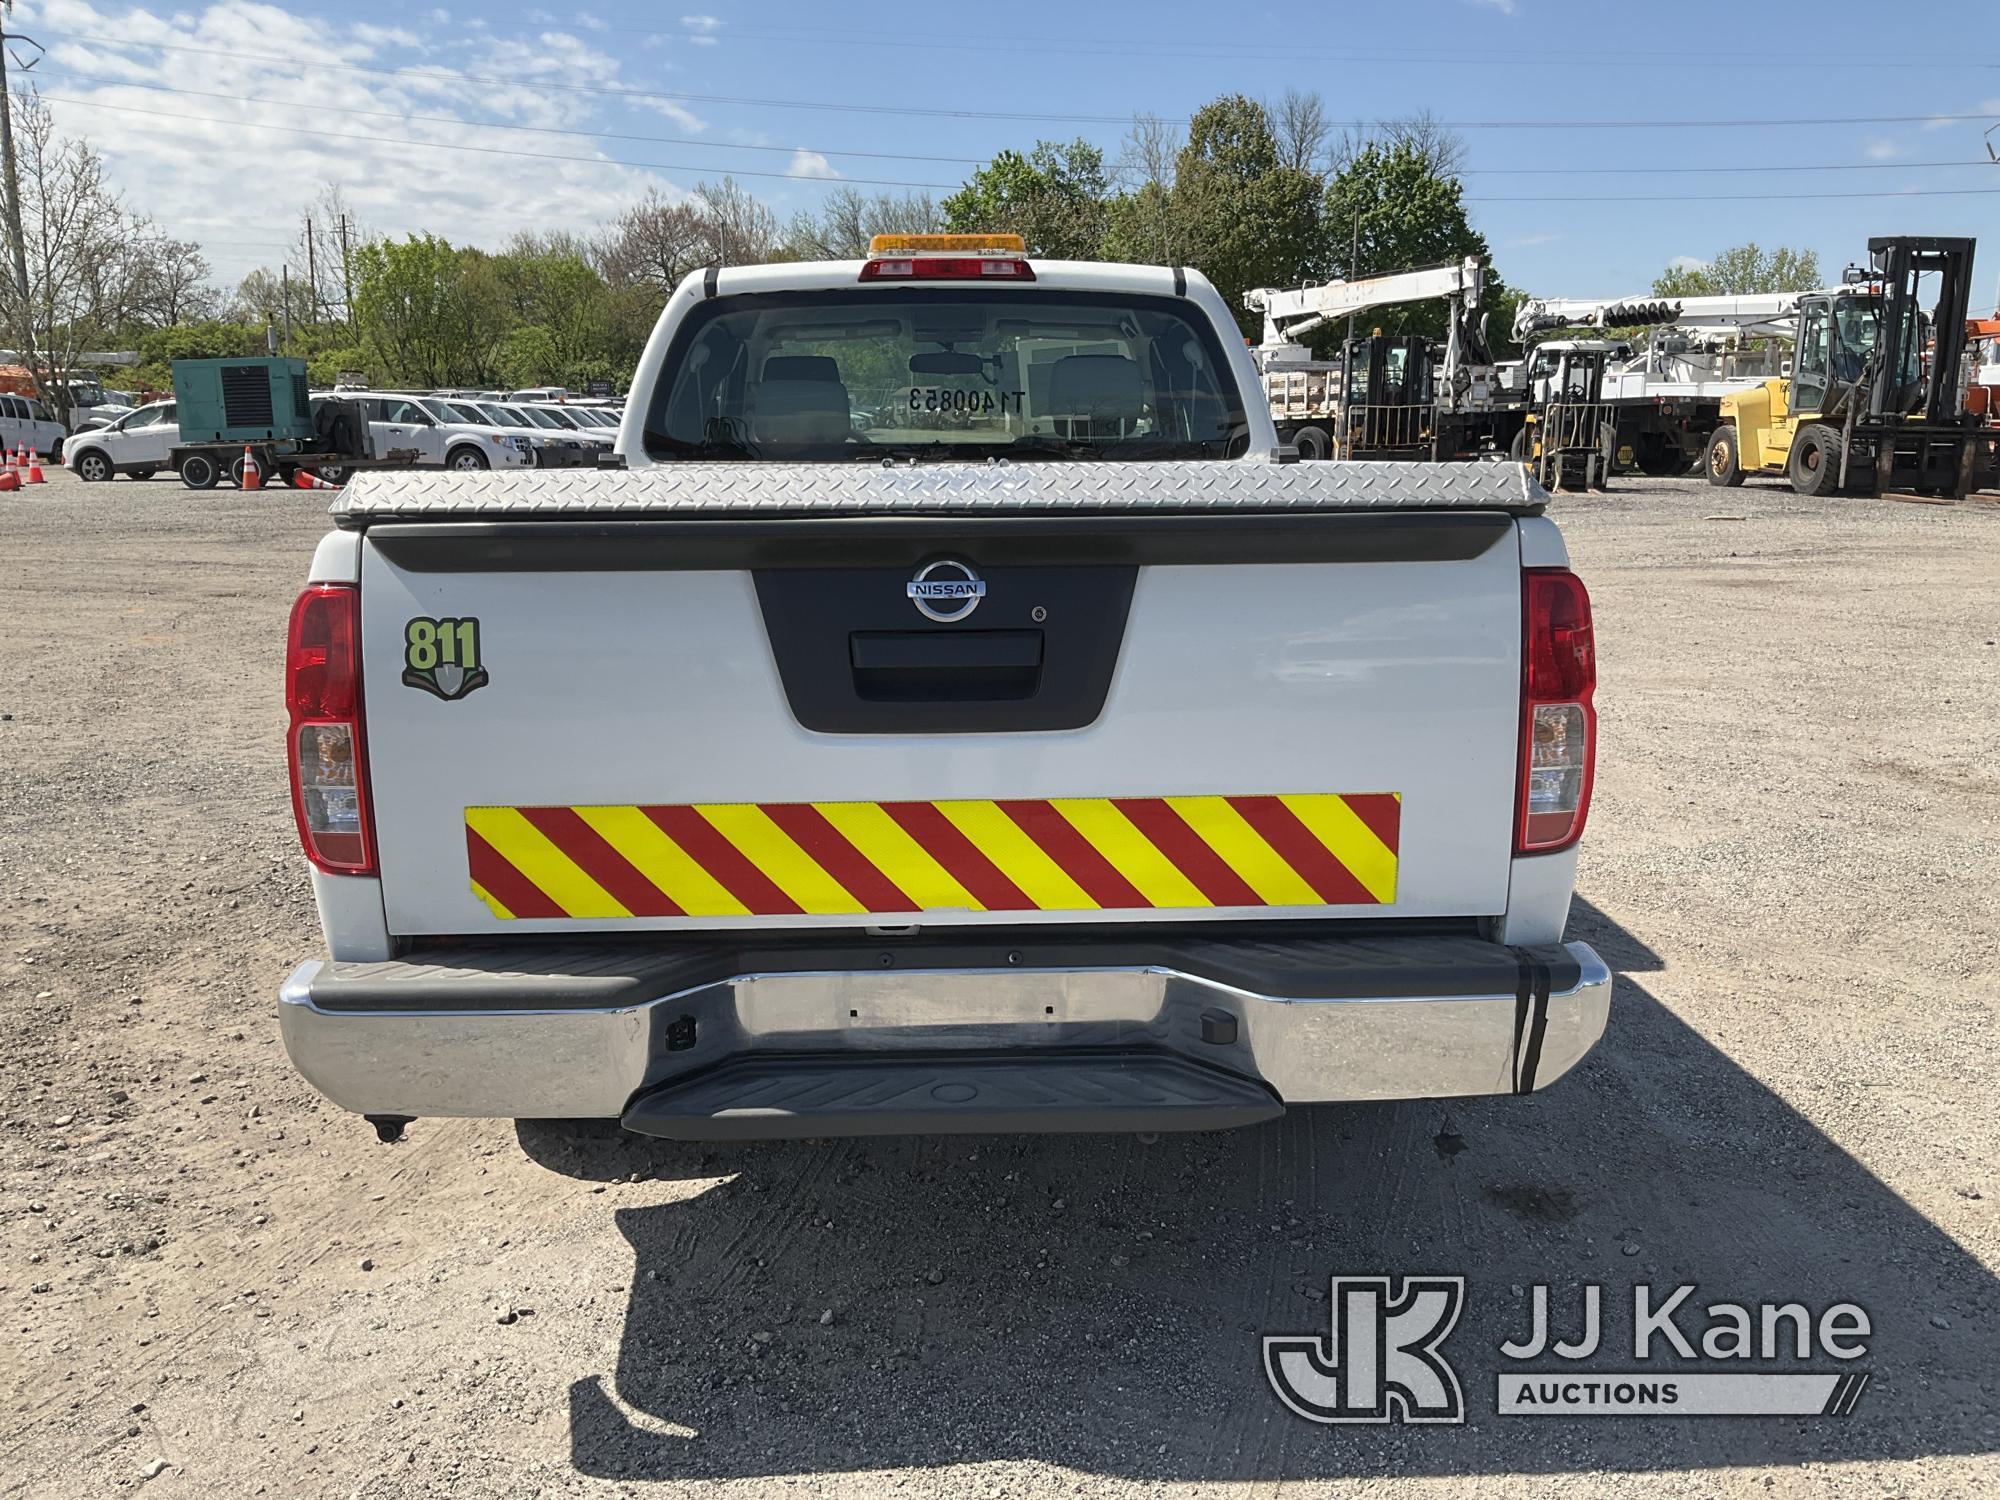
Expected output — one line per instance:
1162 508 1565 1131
1516 568 1596 855
286 584 375 875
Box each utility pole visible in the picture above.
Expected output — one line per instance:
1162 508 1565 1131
281 265 293 354
305 216 318 324
0 3 46 405
337 213 353 330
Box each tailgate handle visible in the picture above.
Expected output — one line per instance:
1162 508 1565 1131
849 630 1044 702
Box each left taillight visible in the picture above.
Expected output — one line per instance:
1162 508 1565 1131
1516 568 1596 855
286 583 375 875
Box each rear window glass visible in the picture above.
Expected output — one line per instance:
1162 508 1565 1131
645 287 1249 463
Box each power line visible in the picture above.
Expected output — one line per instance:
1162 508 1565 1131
31 66 986 165
54 32 1137 123
1462 158 1989 176
325 4 2000 71
38 94 961 189
53 30 2000 130
1467 186 2000 202
39 68 1993 180
45 93 2000 209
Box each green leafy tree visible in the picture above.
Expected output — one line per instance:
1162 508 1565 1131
305 343 374 389
492 324 564 389
1652 243 1823 297
350 235 510 386
1321 140 1510 349
493 245 614 375
1169 95 1323 335
941 140 1109 260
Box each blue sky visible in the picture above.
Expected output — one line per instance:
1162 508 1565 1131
19 0 2000 302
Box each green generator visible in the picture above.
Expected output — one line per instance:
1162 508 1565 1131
170 357 314 444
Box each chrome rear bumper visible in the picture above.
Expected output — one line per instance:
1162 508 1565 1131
278 934 1610 1136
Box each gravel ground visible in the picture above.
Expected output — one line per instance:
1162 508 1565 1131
1 465 1996 1499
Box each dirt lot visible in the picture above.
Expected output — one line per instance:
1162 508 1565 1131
1 465 1996 1499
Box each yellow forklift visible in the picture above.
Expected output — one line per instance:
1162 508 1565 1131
1704 236 1999 499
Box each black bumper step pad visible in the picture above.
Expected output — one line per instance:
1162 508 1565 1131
621 1051 1283 1140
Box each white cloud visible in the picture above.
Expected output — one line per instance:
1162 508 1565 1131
1923 97 2000 131
1506 231 1562 248
1862 138 1900 161
1668 255 1709 272
26 0 696 283
785 149 840 180
1463 0 1516 13
682 13 722 44
616 91 707 132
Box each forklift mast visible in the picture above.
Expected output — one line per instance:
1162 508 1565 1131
1867 236 1976 422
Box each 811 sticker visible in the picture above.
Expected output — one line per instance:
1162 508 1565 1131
402 616 489 701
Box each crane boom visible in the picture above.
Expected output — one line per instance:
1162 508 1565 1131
1512 292 1805 345
1245 257 1485 348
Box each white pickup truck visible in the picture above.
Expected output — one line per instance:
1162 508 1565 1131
278 235 1607 1142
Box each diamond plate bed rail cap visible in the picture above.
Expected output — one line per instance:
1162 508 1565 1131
332 459 1549 522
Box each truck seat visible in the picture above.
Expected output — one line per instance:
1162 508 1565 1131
751 355 851 446
1044 354 1143 439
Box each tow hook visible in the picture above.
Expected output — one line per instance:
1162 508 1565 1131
366 1114 412 1144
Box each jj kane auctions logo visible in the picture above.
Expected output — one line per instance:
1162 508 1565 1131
1265 1278 1873 1423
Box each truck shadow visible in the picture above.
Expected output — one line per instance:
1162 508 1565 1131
523 905 1996 1484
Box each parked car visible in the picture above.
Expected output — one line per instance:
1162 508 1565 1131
67 408 130 438
63 400 177 481
492 402 612 459
404 396 537 470
519 402 615 450
506 386 568 404
464 401 594 467
306 393 535 473
0 393 69 460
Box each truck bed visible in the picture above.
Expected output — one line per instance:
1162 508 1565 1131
328 457 1551 523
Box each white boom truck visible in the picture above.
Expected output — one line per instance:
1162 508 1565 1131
277 234 1608 1143
1511 291 1802 475
1244 257 1523 461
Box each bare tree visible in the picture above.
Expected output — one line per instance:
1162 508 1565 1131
121 236 216 327
1270 88 1330 175
784 187 938 260
694 178 779 267
1113 113 1182 193
287 183 364 323
1103 114 1185 267
0 89 142 421
597 188 718 304
1329 110 1469 179
227 265 314 329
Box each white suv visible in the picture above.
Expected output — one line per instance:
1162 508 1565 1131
309 393 536 473
65 400 178 481
405 396 537 471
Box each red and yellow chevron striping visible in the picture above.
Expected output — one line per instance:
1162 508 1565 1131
465 794 1401 921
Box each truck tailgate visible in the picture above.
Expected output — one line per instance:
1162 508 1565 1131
341 463 1535 937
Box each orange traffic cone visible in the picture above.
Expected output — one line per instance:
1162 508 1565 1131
293 468 341 490
5 446 18 469
241 445 261 491
0 469 19 492
25 449 44 483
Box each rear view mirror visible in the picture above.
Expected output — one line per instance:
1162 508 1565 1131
909 352 985 376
